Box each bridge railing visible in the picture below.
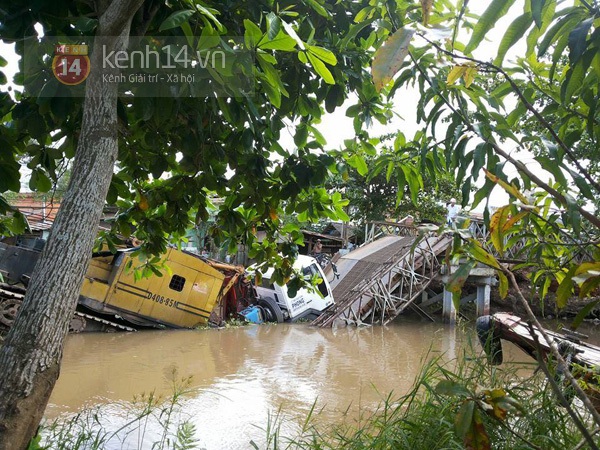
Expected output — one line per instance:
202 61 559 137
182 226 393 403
466 217 526 261
467 217 594 263
363 221 418 245
365 218 594 263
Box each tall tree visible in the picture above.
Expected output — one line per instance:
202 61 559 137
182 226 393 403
0 1 144 447
328 134 460 225
0 0 389 446
365 0 600 443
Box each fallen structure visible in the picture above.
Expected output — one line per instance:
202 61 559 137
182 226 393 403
0 237 248 332
312 233 451 327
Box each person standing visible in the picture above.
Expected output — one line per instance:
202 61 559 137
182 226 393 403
313 239 323 254
446 198 460 227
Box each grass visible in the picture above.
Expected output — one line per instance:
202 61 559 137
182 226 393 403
33 370 198 450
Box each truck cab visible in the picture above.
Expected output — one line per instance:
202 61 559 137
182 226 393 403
248 255 334 323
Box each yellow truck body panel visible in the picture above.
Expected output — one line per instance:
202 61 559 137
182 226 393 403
80 248 227 328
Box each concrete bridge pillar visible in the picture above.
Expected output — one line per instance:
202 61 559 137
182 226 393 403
442 287 456 324
441 266 495 324
476 283 491 317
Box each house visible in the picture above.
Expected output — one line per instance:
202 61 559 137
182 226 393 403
301 222 358 255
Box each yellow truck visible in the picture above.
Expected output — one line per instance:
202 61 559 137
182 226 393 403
0 238 247 332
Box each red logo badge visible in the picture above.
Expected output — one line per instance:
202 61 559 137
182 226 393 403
52 45 90 86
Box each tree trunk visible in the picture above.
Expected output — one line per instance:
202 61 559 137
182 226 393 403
0 1 142 447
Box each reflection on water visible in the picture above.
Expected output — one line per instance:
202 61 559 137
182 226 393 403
46 320 544 449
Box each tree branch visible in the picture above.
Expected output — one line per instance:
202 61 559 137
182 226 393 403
408 44 600 231
419 33 600 196
529 334 599 450
504 269 600 431
132 0 161 36
99 0 145 36
488 141 600 229
574 428 600 450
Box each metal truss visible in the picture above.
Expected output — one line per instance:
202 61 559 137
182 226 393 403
312 234 450 327
363 221 418 244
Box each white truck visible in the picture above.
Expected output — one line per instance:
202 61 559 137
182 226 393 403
242 255 334 323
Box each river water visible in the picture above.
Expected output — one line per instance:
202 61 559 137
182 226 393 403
44 319 592 449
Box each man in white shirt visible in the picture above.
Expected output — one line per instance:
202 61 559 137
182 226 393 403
446 198 460 227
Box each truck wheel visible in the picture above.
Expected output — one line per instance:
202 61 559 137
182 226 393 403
258 297 284 323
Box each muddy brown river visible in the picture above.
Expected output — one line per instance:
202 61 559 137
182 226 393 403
44 319 592 449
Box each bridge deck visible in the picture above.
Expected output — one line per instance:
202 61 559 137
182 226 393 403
316 234 450 327
328 236 415 300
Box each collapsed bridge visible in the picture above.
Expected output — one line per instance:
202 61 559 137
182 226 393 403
312 230 451 327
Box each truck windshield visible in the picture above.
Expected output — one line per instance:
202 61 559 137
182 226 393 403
302 264 328 297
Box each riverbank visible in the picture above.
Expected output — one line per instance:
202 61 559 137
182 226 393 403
489 269 600 324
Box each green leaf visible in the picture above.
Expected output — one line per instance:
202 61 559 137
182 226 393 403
198 25 221 49
580 277 600 299
568 18 593 65
574 262 600 277
561 60 586 104
435 380 472 397
304 0 330 18
447 261 476 310
259 30 297 51
571 299 600 329
526 0 555 54
372 28 415 92
472 178 494 210
261 78 281 108
29 169 52 192
9 211 28 235
467 239 501 269
258 55 289 96
556 266 576 309
281 20 305 50
150 264 164 277
535 156 567 187
538 10 587 58
348 154 368 176
195 4 223 31
498 272 509 298
465 0 518 54
159 10 195 32
455 400 475 439
0 162 20 192
75 16 98 33
244 19 263 49
401 166 420 205
294 123 308 147
471 143 487 181
386 161 394 182
568 169 596 201
307 45 337 65
494 13 532 66
340 19 376 48
306 51 335 84
308 125 326 146
266 12 281 40
531 0 545 28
